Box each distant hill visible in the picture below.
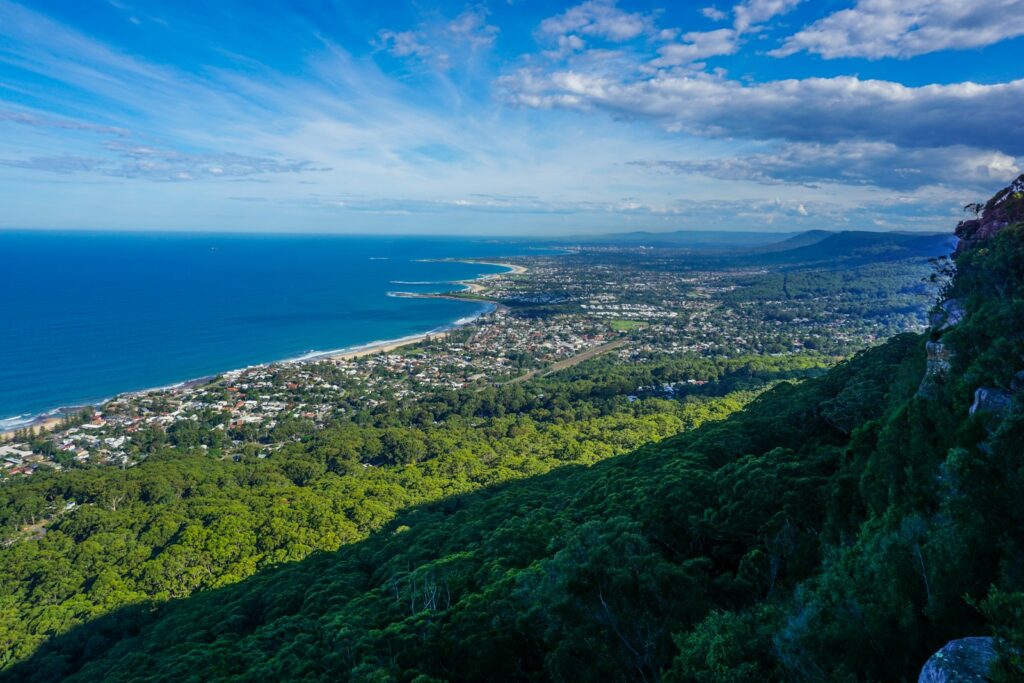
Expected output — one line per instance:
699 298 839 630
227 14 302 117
740 230 955 267
746 229 832 253
553 229 954 263
558 229 799 250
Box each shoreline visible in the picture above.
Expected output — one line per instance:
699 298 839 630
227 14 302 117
305 301 497 362
396 259 526 299
1 260 526 441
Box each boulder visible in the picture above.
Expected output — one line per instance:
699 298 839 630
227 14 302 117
919 637 996 682
969 387 1013 416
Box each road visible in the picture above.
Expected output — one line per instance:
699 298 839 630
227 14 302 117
504 339 628 384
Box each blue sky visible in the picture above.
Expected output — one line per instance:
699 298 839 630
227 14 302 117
1 0 1023 234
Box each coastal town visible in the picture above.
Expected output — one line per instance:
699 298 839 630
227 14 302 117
1 245 937 477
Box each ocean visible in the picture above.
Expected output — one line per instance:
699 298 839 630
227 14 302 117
1 231 543 428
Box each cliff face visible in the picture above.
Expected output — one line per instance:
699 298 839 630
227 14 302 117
915 177 1024 681
955 174 1024 256
920 175 1024 399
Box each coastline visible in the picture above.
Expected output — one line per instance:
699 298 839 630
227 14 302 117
455 261 526 293
1 260 525 441
395 259 527 299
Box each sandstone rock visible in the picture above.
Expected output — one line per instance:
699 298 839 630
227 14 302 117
929 299 966 332
925 341 953 377
919 637 996 682
969 387 1013 416
955 174 1024 257
917 341 953 398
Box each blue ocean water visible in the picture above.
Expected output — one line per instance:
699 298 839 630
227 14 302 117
0 231 541 427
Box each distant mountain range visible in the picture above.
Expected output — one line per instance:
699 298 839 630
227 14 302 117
559 228 955 266
558 229 800 249
740 230 956 266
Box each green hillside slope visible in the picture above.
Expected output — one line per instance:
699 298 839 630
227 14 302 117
6 179 1024 681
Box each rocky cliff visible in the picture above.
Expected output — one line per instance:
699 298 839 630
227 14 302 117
920 175 1024 400
955 174 1024 256
916 176 1024 680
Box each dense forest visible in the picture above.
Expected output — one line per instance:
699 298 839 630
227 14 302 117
0 354 827 672
2 183 1023 680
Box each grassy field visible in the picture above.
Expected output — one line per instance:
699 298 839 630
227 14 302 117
609 319 647 331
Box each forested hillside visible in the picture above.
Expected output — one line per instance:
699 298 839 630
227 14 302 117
0 356 826 672
4 179 1024 681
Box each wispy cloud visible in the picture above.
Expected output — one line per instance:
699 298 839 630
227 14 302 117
631 143 1021 191
376 7 498 69
0 109 129 137
1 143 324 181
1 0 1022 233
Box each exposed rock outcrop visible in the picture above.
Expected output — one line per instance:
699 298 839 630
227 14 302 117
928 299 965 333
932 176 1024 414
955 174 1024 257
919 637 996 682
969 387 1013 416
918 340 954 397
1011 370 1024 393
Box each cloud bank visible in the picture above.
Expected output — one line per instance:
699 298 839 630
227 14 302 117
773 0 1024 59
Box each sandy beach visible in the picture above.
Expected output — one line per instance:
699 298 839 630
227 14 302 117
463 261 528 275
328 330 451 361
330 261 526 360
1 417 65 441
2 259 529 438
451 261 528 294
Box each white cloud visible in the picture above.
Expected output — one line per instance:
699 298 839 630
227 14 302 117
377 30 432 60
2 0 1012 233
0 109 130 137
702 7 728 22
377 8 498 68
652 29 738 66
772 0 1024 59
542 33 588 59
501 72 1024 156
445 9 500 51
237 190 954 234
0 141 322 181
645 0 798 68
539 0 654 43
733 0 803 33
265 191 687 216
631 142 1021 191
